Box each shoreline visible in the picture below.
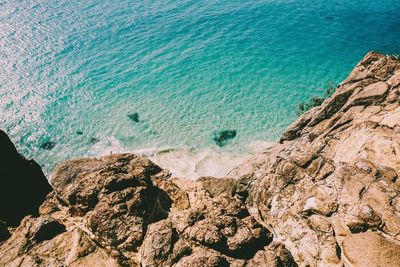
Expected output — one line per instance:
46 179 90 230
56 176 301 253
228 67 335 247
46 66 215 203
87 139 274 180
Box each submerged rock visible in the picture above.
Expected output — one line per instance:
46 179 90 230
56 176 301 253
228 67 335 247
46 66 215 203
40 141 56 150
213 130 237 147
128 112 140 122
89 137 100 144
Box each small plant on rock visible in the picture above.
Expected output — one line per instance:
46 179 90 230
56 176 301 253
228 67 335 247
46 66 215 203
297 82 336 115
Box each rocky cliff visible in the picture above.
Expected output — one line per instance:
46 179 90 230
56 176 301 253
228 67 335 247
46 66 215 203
1 52 400 266
0 130 52 227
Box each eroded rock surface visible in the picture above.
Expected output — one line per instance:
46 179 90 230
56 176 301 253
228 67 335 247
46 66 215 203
232 52 400 266
1 52 400 266
0 153 293 266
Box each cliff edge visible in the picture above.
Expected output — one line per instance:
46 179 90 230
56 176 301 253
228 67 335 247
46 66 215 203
1 52 400 266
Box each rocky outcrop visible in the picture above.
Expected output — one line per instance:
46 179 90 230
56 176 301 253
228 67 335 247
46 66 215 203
0 130 52 226
1 52 400 266
0 153 295 266
231 51 400 266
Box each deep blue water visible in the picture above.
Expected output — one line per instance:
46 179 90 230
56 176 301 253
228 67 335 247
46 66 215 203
1 0 400 173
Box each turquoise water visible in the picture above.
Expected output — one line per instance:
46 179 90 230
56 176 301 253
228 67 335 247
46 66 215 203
1 0 400 174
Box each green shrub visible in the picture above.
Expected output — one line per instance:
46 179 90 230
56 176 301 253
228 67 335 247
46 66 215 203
297 82 335 115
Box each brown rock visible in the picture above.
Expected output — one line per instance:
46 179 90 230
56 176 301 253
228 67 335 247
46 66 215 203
51 154 172 263
175 252 229 267
247 242 297 267
307 215 332 233
345 81 389 109
232 52 400 266
197 176 236 197
342 232 400 267
152 175 190 210
0 216 120 266
140 220 179 266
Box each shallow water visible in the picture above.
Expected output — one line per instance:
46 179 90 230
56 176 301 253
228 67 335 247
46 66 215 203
1 0 400 176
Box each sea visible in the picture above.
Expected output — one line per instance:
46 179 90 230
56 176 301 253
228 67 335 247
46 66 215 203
1 0 400 178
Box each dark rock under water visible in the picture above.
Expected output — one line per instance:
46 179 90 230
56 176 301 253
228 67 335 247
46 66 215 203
213 130 237 147
89 137 100 144
40 141 56 150
128 113 140 122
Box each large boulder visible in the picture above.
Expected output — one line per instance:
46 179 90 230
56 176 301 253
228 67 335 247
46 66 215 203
50 154 173 264
0 130 52 225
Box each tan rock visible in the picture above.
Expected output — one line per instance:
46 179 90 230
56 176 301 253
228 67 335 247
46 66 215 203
342 232 400 267
0 217 120 267
387 69 400 87
232 52 400 266
307 215 332 233
175 252 228 267
247 242 297 267
347 81 389 107
380 106 400 128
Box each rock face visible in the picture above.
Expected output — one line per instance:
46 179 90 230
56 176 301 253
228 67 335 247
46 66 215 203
0 153 294 266
1 52 400 266
232 51 400 266
0 130 52 226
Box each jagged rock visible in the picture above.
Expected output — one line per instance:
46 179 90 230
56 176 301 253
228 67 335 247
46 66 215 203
140 220 192 267
2 151 283 266
247 242 297 267
51 154 172 263
30 216 66 243
232 52 400 266
152 175 190 211
197 176 236 197
175 252 229 267
0 130 52 226
139 177 276 266
345 81 389 109
0 216 120 266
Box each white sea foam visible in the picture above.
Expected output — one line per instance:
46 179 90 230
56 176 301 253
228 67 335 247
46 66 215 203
87 136 273 180
151 141 273 179
87 136 126 156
